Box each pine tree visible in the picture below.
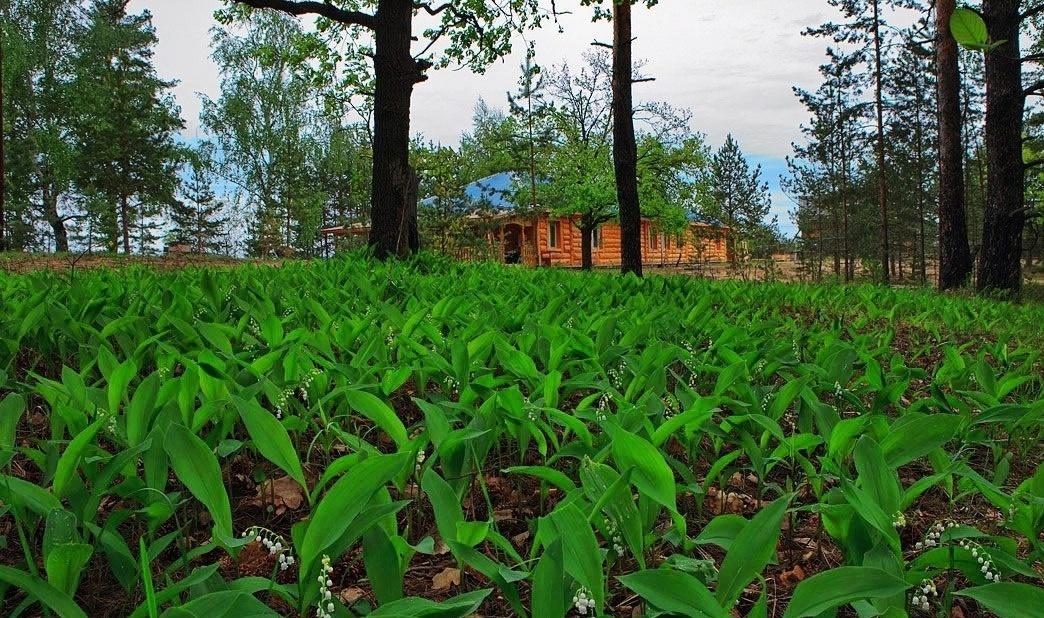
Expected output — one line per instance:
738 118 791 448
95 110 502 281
708 135 772 263
169 143 227 254
73 0 184 254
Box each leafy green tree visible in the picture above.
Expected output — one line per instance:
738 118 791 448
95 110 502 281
225 0 550 259
168 142 227 254
73 0 184 254
202 9 321 256
580 0 661 276
2 0 82 251
708 135 772 263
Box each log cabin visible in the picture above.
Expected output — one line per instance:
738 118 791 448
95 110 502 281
320 173 730 267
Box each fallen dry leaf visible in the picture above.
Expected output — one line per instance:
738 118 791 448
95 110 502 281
432 567 461 590
339 587 366 604
780 564 805 588
250 475 305 515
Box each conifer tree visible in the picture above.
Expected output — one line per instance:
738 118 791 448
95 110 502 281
169 143 227 254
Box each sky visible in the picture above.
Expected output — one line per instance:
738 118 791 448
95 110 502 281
127 0 846 235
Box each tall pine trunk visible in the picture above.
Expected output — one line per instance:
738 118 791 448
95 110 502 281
978 0 1024 294
612 1 642 277
369 0 422 259
871 0 890 283
936 0 973 289
0 19 5 253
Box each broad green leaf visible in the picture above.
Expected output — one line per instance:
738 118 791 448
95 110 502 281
503 465 577 493
618 569 722 618
364 526 403 604
422 468 463 543
611 426 677 514
0 565 88 618
46 542 93 597
164 423 233 542
367 589 491 618
53 416 106 500
783 567 910 617
532 537 567 618
880 414 960 467
157 590 279 618
715 495 790 607
548 503 604 612
231 395 306 492
956 583 1044 618
298 452 409 579
950 8 988 48
343 388 409 449
108 358 138 416
853 437 901 516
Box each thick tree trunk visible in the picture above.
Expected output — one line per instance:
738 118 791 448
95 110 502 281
612 1 642 277
978 0 1024 294
936 0 973 289
872 0 890 283
368 0 424 259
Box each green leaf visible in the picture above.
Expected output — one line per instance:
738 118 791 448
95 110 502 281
0 565 88 618
343 388 409 449
880 414 960 467
715 495 790 607
618 569 723 618
611 426 677 514
0 393 25 459
298 452 409 579
503 465 577 493
532 537 567 618
53 416 106 500
956 583 1044 618
950 8 989 49
231 395 306 492
164 423 233 543
108 358 138 415
853 437 901 516
367 589 491 618
548 503 604 612
783 567 911 617
46 542 94 597
422 468 463 543
364 526 403 604
158 590 279 618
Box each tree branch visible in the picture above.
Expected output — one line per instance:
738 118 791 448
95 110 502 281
1025 79 1044 97
233 0 378 29
1020 4 1044 21
1025 157 1044 171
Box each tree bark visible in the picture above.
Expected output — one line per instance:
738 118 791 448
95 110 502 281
235 0 420 260
978 0 1024 294
871 0 890 283
612 1 642 277
580 221 593 270
936 0 973 289
368 0 423 259
42 183 68 252
0 18 6 253
120 192 131 254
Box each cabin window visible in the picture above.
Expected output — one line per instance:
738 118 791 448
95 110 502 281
591 227 601 249
676 233 685 248
549 221 560 249
666 235 671 250
648 228 659 250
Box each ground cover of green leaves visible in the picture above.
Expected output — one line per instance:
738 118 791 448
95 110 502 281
1 253 1042 617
